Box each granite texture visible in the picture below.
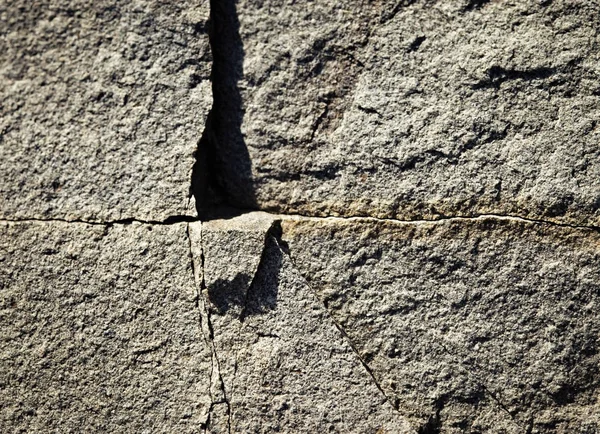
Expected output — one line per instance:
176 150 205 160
0 221 212 432
281 216 600 433
211 0 600 226
0 0 211 222
1 0 599 432
189 215 413 433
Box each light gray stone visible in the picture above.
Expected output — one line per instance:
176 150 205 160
0 221 212 432
0 0 211 222
189 215 413 433
214 0 600 226
281 217 600 433
3 0 600 432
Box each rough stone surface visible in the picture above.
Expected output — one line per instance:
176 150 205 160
2 0 600 432
214 0 600 226
0 0 211 222
0 221 212 432
189 215 413 433
281 217 600 433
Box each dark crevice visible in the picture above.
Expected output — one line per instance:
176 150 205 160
471 65 557 90
309 94 334 142
256 164 341 183
190 0 256 219
357 104 383 117
463 0 492 12
0 215 198 227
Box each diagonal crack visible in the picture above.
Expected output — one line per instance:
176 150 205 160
270 229 404 417
279 223 532 432
435 339 527 432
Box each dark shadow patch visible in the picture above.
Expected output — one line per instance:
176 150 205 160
191 0 256 218
419 409 442 434
463 0 491 12
207 273 251 315
241 234 284 321
206 222 283 318
471 65 556 90
544 195 574 218
418 393 449 434
408 35 426 52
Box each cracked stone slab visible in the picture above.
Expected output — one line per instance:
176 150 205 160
189 215 413 433
0 221 212 432
218 0 600 226
0 0 211 222
281 217 600 433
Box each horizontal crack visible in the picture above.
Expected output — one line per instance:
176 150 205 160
2 210 598 232
274 211 600 232
0 215 199 226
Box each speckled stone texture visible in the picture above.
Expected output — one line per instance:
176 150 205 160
1 0 600 433
281 216 600 433
0 0 211 221
189 215 412 433
212 0 600 226
0 221 211 432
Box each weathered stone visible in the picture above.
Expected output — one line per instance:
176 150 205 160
0 221 211 432
214 0 600 226
189 215 413 433
0 0 211 222
2 0 600 432
281 217 600 433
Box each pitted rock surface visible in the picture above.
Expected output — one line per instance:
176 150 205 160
0 221 212 432
1 0 599 433
0 0 211 221
212 0 600 226
189 216 412 433
281 217 600 433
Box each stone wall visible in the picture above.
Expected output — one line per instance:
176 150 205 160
1 0 599 432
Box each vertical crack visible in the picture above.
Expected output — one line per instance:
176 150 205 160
190 0 256 218
187 222 232 433
201 224 232 434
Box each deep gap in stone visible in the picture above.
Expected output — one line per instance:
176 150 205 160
191 0 257 219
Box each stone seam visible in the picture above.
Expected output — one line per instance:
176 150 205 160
2 212 599 232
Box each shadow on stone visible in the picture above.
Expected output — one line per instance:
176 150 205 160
207 273 250 315
192 0 256 218
242 236 283 320
206 234 283 318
